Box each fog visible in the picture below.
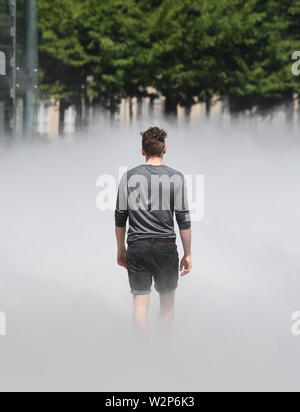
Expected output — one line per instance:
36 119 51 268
0 115 300 392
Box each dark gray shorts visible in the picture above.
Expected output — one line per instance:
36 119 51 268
126 238 179 295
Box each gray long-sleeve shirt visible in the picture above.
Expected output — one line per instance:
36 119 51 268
115 164 191 243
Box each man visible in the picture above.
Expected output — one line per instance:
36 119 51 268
115 127 192 331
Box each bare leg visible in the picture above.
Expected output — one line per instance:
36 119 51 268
159 291 175 328
133 294 150 332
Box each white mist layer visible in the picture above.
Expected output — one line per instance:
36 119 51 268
0 117 300 392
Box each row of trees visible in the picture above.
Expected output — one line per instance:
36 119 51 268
39 0 300 128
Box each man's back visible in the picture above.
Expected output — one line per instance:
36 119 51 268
115 127 192 330
115 164 191 243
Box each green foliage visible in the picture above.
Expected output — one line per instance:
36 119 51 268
38 0 300 116
39 0 88 105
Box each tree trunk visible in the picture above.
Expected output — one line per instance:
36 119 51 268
184 105 192 123
59 98 66 136
75 93 82 131
228 95 241 125
82 84 90 127
109 96 116 122
129 97 133 122
285 96 294 125
164 95 178 116
137 95 143 119
149 95 155 116
205 94 212 119
4 98 12 136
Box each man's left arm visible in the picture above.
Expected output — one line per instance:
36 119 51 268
115 172 128 269
175 174 192 275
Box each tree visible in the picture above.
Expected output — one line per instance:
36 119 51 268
77 0 155 119
216 0 300 118
39 0 89 132
38 0 300 126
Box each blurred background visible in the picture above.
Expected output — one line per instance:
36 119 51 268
1 0 300 393
1 0 300 138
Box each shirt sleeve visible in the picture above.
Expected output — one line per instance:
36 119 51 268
115 172 128 228
175 174 191 230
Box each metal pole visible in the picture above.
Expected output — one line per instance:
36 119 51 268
11 0 17 137
24 0 38 137
2 0 17 137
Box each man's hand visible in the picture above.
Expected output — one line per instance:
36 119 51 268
179 228 192 276
180 255 192 276
117 248 127 269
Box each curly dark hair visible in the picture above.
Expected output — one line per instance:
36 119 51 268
140 127 167 157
